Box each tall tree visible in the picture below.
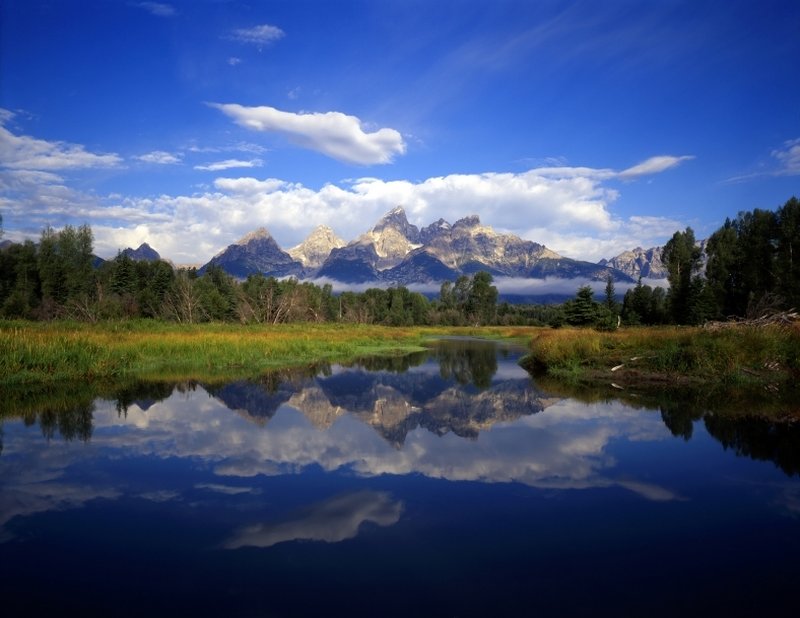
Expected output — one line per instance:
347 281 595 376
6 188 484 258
662 227 706 324
38 226 67 312
0 241 40 318
777 196 800 310
467 271 498 325
737 209 778 315
564 285 600 326
705 218 742 317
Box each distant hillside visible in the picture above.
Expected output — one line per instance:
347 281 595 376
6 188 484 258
121 242 161 262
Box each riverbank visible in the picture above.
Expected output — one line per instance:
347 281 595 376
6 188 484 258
0 320 533 385
521 324 800 392
3 320 798 397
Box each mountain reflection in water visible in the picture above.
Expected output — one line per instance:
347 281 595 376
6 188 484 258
2 339 799 475
1 339 800 617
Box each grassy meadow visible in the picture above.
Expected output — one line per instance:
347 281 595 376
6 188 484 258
2 319 798 404
0 320 534 385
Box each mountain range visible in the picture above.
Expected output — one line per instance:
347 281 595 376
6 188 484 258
196 206 643 285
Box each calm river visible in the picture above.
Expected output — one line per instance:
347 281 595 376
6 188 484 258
1 339 798 616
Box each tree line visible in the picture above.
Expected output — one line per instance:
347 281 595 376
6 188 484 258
0 223 505 325
1 195 797 327
568 196 799 328
658 195 799 325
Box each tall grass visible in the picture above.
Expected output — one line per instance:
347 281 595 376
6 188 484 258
524 325 800 387
0 320 537 385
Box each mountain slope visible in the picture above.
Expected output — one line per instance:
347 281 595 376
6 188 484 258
599 246 667 279
200 228 302 278
600 239 708 280
315 206 422 282
195 208 636 284
121 242 161 262
288 225 346 270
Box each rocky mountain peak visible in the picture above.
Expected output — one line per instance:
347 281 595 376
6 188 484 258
199 211 634 286
453 215 481 230
201 226 301 278
236 227 272 245
121 242 161 261
288 225 347 269
357 206 422 268
419 218 452 244
600 245 668 279
372 206 420 243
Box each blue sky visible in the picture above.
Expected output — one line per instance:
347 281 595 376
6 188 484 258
1 0 798 265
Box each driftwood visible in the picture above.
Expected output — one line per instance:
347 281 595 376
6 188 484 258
611 355 657 373
703 309 799 331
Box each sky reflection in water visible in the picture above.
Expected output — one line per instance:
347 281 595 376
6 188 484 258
1 340 799 616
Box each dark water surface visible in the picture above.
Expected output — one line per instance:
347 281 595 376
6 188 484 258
1 340 799 617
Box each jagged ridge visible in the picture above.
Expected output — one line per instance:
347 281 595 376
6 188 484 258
194 206 636 284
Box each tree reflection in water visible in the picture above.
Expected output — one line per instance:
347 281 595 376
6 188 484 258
1 339 798 475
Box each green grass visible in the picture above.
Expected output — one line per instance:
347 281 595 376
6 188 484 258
0 320 536 385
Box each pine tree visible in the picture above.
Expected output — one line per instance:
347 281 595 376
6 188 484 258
663 227 705 324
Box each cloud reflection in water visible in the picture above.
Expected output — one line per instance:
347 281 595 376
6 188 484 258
224 490 403 549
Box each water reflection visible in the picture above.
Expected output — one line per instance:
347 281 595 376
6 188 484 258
224 490 403 549
1 340 799 478
2 339 799 616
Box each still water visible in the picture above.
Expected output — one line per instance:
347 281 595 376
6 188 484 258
1 339 799 617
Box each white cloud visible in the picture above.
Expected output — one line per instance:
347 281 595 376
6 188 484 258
617 155 695 180
0 111 122 171
228 57 242 66
194 158 263 172
211 103 406 165
187 141 267 155
772 138 800 176
726 138 800 183
136 150 182 165
136 2 176 17
230 24 285 46
1 125 691 264
46 160 686 264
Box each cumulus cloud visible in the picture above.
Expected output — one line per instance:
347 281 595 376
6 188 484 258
229 24 285 46
44 160 686 264
136 150 182 165
211 103 406 165
0 111 122 171
1 116 691 264
194 158 263 171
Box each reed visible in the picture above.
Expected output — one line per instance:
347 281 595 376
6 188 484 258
0 320 537 385
524 324 800 388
